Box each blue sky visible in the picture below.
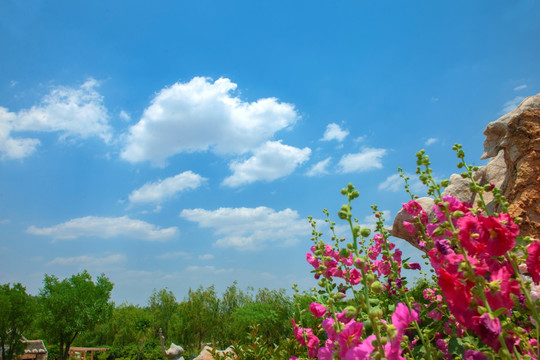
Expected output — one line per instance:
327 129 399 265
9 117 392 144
1 0 539 305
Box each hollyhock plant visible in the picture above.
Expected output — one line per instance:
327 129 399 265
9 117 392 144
288 145 540 360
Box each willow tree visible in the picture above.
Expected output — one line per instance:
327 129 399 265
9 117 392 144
0 283 35 360
37 271 113 360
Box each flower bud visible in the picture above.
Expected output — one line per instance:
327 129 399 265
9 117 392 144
369 307 383 319
452 211 464 219
387 324 397 338
371 281 383 294
360 227 371 238
440 179 449 187
345 305 358 318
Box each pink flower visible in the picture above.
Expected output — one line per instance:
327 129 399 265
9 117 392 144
403 200 423 216
309 302 327 318
337 321 364 358
472 313 502 351
343 335 376 360
384 303 419 360
347 269 362 285
291 319 320 358
527 241 540 284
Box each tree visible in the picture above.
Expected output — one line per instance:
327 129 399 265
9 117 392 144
37 271 113 360
0 283 36 360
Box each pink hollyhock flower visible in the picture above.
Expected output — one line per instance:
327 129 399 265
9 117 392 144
348 268 362 285
408 262 421 270
384 303 419 360
485 266 520 311
343 335 376 360
322 317 338 341
289 357 298 360
403 200 422 216
464 350 488 360
472 313 502 351
527 241 540 284
337 321 364 358
291 318 319 357
309 302 327 318
480 213 519 257
306 252 319 269
435 338 451 360
403 221 417 236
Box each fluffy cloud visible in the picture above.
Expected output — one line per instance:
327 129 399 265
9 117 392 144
121 77 299 166
47 254 127 269
378 173 427 194
425 137 438 146
129 171 206 205
0 79 111 159
306 157 332 176
222 141 311 187
501 96 525 114
322 123 349 142
27 216 178 241
337 148 387 173
180 206 310 250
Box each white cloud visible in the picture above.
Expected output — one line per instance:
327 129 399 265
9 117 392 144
27 216 178 241
180 206 310 250
337 148 387 173
198 254 215 260
121 77 299 166
425 137 438 146
156 251 192 260
514 84 527 91
501 96 525 114
119 110 131 121
222 140 311 187
321 123 349 142
306 157 332 176
378 173 427 194
129 171 206 205
0 79 111 159
47 254 127 268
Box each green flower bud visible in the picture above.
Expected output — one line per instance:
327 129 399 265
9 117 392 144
369 307 383 319
452 211 464 219
345 305 358 318
371 281 383 294
441 179 450 187
360 227 371 238
387 324 397 338
339 248 350 258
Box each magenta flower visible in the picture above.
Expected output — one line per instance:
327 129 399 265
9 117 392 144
527 241 540 284
403 200 422 216
309 302 327 318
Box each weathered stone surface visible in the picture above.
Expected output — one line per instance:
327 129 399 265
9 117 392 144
389 93 540 248
193 346 236 360
482 93 540 240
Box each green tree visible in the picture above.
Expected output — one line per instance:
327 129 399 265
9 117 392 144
0 283 36 360
148 288 178 338
37 271 113 360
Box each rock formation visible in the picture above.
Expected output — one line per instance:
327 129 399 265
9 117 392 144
159 328 185 360
390 93 540 248
193 345 236 360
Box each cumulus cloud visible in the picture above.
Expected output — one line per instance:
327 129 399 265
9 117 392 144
27 216 178 241
306 157 332 176
501 96 525 114
180 206 310 250
156 251 192 260
47 254 126 269
121 77 299 166
129 171 206 205
425 137 438 146
222 140 311 187
337 148 387 173
378 173 427 194
0 79 111 159
321 123 349 142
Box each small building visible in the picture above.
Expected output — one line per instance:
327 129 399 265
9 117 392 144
0 338 48 360
68 347 107 360
19 340 48 360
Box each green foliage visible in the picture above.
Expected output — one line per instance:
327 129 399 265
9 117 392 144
37 270 114 360
0 283 36 360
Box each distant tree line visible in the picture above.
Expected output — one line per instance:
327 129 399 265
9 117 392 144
0 271 313 360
